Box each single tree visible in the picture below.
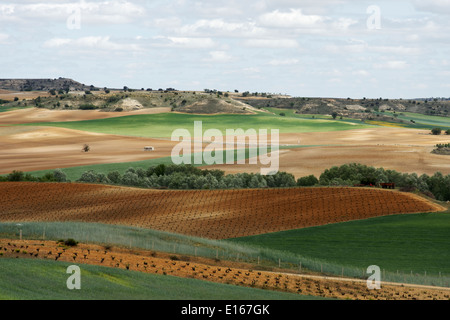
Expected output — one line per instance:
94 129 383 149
431 128 442 135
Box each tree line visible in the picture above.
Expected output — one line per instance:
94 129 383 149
318 163 450 201
1 163 449 201
76 164 300 190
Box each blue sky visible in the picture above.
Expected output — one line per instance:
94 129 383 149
1 0 449 99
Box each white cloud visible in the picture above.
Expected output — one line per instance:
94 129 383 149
177 19 266 38
0 1 146 24
268 58 300 66
374 60 409 70
204 51 234 63
258 9 326 28
325 41 421 56
332 17 358 30
0 33 10 44
153 36 216 49
43 36 140 51
243 39 299 48
352 70 370 77
413 0 450 15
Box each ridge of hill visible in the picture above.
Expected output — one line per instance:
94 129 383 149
236 96 450 120
0 78 96 92
0 89 256 114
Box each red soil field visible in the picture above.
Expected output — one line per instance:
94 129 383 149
0 182 444 240
1 239 449 300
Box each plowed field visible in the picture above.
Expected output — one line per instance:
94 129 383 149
0 182 444 239
1 239 449 300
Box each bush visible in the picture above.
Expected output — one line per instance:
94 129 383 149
107 96 121 104
77 170 110 184
7 170 25 181
431 128 442 135
53 169 67 182
107 171 122 184
79 104 98 110
297 175 319 186
64 239 78 247
38 173 56 182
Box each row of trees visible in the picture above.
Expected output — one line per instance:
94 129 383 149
2 163 449 201
0 169 67 183
431 128 450 135
318 163 450 201
76 164 300 190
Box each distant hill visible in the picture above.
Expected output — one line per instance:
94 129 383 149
0 78 96 92
0 89 257 115
235 96 450 119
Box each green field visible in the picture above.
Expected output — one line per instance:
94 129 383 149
0 258 325 300
1 219 448 287
0 105 31 113
264 106 450 131
370 111 450 130
12 146 285 181
230 212 450 276
17 112 371 138
395 112 450 130
262 107 366 124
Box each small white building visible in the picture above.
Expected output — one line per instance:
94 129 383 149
144 146 155 151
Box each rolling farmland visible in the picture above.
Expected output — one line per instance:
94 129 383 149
1 239 449 300
0 182 444 240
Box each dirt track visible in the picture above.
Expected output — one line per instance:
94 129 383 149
1 239 448 300
0 182 444 239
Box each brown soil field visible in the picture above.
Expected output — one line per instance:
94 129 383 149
0 126 179 174
207 128 450 178
0 182 444 240
0 106 171 124
1 239 448 300
0 107 449 179
0 91 51 101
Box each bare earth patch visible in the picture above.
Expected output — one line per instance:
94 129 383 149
0 126 178 174
1 109 449 179
0 106 171 124
207 127 450 178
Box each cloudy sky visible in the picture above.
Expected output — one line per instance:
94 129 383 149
1 0 449 99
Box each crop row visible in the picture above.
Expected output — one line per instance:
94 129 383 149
0 182 441 239
1 239 449 300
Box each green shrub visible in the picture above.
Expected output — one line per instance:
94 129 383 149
53 169 67 182
64 239 78 247
297 175 319 187
431 128 442 135
79 104 98 110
